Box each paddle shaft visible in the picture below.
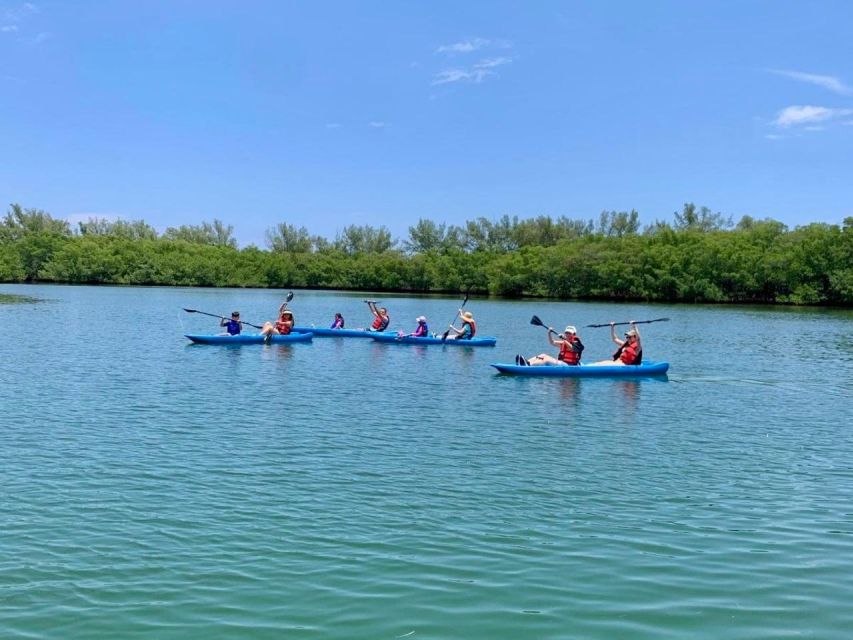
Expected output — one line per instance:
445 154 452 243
183 308 264 329
442 293 470 341
585 317 669 328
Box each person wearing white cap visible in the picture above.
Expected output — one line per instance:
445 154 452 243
518 325 584 366
404 316 430 338
611 321 642 364
447 309 477 340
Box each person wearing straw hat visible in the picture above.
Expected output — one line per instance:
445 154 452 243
519 325 584 366
404 316 429 338
260 301 295 337
447 310 477 340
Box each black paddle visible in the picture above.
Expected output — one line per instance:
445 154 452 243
530 315 557 335
585 317 669 328
183 308 264 329
441 293 470 341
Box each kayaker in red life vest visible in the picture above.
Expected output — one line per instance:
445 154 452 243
261 302 294 338
518 325 583 366
447 310 477 340
365 300 390 331
611 322 642 364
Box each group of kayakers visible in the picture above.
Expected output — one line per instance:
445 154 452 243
219 300 478 341
217 298 646 365
517 322 642 367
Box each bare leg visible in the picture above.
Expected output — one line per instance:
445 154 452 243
527 354 561 366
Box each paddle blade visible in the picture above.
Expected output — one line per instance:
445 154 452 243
461 293 469 308
530 315 545 327
286 291 294 302
441 329 450 341
182 308 197 313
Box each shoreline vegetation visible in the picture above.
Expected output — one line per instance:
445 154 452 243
1 203 851 306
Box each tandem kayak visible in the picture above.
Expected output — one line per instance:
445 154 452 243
371 334 497 347
491 361 669 377
291 326 397 338
185 333 314 345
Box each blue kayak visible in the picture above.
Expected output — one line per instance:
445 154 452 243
491 361 669 377
291 326 396 338
371 334 497 347
185 333 314 345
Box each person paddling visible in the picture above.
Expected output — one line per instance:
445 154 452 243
518 325 583 366
405 316 429 338
365 300 390 332
261 302 294 338
447 310 476 340
611 322 642 364
219 311 243 336
588 321 643 366
330 312 345 329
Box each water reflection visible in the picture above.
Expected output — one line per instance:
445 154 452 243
557 378 582 405
0 293 43 305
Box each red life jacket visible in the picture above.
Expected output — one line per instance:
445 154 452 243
275 318 292 335
620 341 640 364
558 337 581 365
371 314 389 331
459 319 476 338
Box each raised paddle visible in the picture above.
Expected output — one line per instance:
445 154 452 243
441 292 470 341
530 315 558 335
182 308 264 329
585 318 669 328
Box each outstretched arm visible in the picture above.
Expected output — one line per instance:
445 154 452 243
610 322 624 346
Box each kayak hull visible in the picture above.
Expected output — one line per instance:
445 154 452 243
185 333 314 345
371 334 497 347
491 361 669 377
291 326 396 338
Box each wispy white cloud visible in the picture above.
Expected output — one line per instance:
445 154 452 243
770 69 852 96
30 30 48 44
1 24 18 32
325 123 341 129
432 56 514 86
436 38 491 54
3 2 37 22
765 133 784 140
773 105 853 127
368 121 387 128
474 56 512 70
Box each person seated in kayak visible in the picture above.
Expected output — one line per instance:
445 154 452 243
261 304 294 337
611 322 642 364
518 325 583 366
405 316 429 338
219 311 242 336
447 310 476 340
365 300 390 331
589 322 642 366
330 312 345 329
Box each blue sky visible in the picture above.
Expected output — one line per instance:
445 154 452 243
1 1 852 247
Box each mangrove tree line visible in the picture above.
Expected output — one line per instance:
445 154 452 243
0 203 851 305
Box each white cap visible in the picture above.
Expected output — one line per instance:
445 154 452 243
416 316 427 323
564 325 577 334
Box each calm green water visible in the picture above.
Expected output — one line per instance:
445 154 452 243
2 284 852 639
